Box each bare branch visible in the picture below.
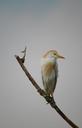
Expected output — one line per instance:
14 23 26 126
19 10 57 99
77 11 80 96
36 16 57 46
15 55 79 128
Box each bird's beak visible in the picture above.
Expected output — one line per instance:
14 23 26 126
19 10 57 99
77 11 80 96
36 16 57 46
58 54 65 59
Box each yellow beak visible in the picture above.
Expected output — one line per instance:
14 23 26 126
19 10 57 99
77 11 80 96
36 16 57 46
58 54 65 59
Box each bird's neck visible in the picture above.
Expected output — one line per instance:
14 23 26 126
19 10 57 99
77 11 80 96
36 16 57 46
41 57 57 66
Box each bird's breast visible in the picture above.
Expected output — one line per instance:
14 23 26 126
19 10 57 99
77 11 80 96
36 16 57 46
42 62 58 79
41 58 58 79
42 62 55 76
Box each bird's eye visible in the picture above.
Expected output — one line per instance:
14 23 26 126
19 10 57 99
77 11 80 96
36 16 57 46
54 52 56 55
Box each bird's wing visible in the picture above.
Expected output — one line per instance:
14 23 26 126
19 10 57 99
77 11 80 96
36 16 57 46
53 74 57 92
42 73 45 86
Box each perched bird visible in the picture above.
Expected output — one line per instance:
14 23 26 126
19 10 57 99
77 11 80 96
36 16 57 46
41 50 65 98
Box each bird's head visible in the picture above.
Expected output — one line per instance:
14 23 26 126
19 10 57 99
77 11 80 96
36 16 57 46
43 50 65 60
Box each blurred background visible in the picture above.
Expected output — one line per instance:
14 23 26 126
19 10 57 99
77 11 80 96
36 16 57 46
0 0 82 127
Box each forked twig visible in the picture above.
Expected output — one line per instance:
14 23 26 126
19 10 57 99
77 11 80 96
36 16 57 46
15 50 79 128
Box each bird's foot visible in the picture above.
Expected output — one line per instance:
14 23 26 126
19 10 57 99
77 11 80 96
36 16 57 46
45 95 56 105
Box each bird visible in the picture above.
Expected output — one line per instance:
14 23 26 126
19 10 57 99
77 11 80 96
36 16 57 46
41 50 65 98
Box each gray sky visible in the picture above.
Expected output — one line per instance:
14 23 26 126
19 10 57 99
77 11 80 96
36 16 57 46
0 0 82 128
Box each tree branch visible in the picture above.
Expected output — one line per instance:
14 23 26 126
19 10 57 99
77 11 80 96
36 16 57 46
15 55 79 128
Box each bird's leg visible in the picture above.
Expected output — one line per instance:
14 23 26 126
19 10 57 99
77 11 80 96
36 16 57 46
37 89 52 104
45 95 53 104
44 94 56 105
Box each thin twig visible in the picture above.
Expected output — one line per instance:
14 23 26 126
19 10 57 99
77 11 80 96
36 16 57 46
15 55 79 128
